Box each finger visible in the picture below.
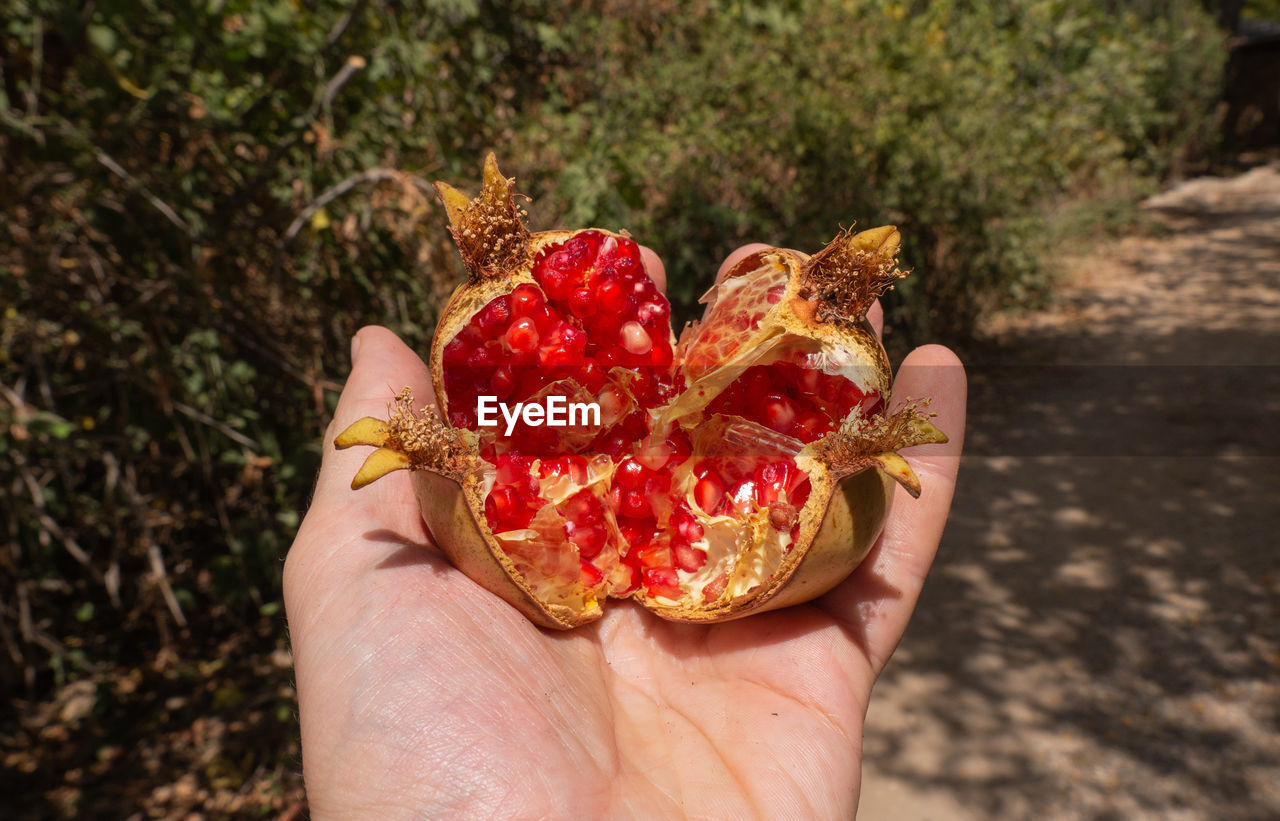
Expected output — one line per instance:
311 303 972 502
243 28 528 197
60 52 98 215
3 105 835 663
817 344 966 673
867 299 884 339
716 243 773 283
639 245 667 294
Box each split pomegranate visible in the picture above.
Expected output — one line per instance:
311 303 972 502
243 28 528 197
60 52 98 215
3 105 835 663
335 155 947 628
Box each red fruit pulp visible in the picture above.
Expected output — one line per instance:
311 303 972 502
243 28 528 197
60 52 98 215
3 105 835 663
441 232 879 601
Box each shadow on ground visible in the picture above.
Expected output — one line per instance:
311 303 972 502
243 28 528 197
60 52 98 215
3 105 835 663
860 164 1280 819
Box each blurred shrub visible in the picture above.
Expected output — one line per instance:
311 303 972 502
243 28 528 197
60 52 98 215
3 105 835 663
1 0 1223 689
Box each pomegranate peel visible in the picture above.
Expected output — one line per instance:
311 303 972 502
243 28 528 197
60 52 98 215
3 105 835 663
335 154 948 629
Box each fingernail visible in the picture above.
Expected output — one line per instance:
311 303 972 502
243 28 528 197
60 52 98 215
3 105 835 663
350 332 362 365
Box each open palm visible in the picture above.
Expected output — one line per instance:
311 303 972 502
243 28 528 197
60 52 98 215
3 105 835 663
284 248 966 819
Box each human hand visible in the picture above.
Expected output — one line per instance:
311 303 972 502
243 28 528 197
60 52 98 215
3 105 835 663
284 246 966 818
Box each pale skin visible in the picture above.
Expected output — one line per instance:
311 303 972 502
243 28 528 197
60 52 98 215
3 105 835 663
284 244 967 819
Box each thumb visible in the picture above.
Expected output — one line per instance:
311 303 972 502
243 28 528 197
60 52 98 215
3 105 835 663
313 325 435 505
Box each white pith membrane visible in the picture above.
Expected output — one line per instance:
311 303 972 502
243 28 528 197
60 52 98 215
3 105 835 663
443 244 887 614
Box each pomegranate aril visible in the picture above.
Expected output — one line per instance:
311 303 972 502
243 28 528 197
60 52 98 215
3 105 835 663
577 362 607 393
666 433 692 465
797 368 822 394
790 478 812 508
568 288 597 317
532 305 558 334
443 337 469 365
596 348 621 369
594 430 631 457
702 573 728 603
792 411 830 442
643 473 671 495
761 394 799 434
506 318 539 353
673 544 707 573
541 266 574 301
634 438 672 471
485 487 525 529
570 525 607 560
617 517 654 547
628 369 653 400
615 459 649 489
509 283 543 318
579 560 604 587
476 296 511 335
620 321 652 356
676 516 703 544
643 568 682 599
636 300 669 326
620 489 651 519
491 365 516 400
540 455 588 483
597 278 630 313
754 461 799 506
541 345 585 367
694 472 726 514
468 346 498 368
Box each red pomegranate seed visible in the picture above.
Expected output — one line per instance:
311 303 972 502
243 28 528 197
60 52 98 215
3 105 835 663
643 568 681 599
620 321 652 356
443 337 469 365
636 300 669 326
761 394 799 434
694 473 726 514
506 318 539 353
754 461 796 506
790 477 812 508
796 367 822 393
620 489 651 519
491 365 516 399
666 433 692 465
577 361 607 392
509 283 543 318
702 573 728 603
615 459 648 489
484 487 524 528
532 305 557 334
568 287 597 317
541 344 584 367
643 473 671 495
476 296 511 335
596 348 621 368
791 411 830 442
467 346 498 369
597 278 629 313
579 560 604 587
541 266 574 301
677 515 703 544
570 525 607 560
673 544 707 573
617 519 653 546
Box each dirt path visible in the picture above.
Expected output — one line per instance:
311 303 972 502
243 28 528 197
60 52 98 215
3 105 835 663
858 163 1280 819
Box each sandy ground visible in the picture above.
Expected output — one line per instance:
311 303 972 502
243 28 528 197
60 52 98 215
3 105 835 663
857 163 1280 820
